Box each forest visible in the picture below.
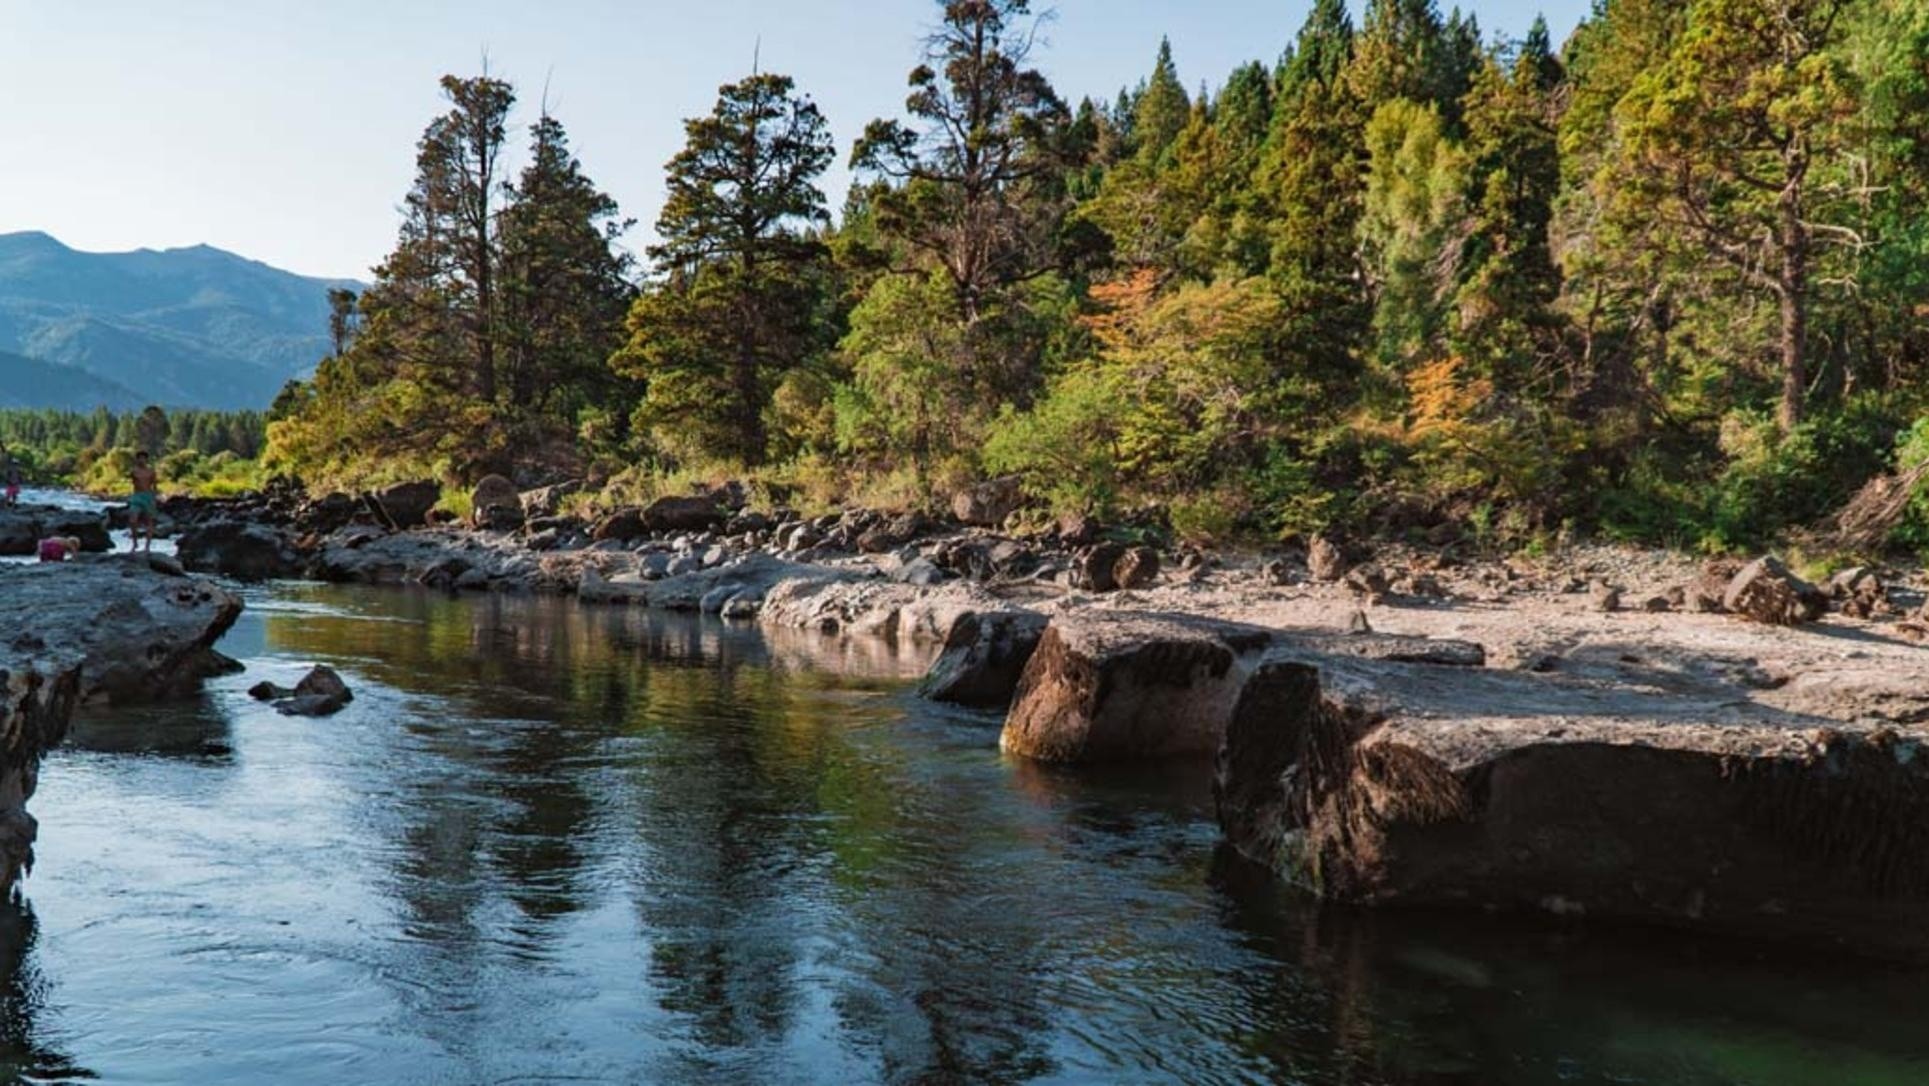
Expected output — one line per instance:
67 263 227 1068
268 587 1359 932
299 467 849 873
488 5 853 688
258 0 1929 554
0 407 266 496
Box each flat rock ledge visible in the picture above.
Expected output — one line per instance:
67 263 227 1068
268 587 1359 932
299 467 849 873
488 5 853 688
1214 647 1929 959
0 556 242 891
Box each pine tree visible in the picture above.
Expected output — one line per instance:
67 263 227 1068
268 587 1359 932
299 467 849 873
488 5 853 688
852 0 1071 333
497 115 634 428
1133 39 1191 165
615 72 834 464
1612 0 1859 430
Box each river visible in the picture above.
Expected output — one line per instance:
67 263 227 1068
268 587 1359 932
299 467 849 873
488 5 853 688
3 491 1927 1083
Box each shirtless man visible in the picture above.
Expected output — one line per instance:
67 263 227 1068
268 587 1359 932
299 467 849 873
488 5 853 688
128 451 159 553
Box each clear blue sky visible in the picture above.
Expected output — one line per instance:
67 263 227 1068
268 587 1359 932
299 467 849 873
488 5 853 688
0 1 1589 281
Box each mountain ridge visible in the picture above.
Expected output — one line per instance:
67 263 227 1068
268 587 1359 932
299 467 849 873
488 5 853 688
0 231 363 410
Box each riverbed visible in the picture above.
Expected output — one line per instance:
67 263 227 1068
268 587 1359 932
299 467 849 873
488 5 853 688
5 495 1929 1083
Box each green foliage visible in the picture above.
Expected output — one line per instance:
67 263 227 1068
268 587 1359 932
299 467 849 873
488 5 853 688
251 3 1929 556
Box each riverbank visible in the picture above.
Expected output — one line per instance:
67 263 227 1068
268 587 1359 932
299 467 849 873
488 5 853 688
151 482 1929 958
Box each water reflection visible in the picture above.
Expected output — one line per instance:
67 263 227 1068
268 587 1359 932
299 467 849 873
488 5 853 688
0 903 89 1083
11 583 1929 1083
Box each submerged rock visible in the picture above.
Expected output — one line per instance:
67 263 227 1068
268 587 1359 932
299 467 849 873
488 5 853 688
274 666 353 717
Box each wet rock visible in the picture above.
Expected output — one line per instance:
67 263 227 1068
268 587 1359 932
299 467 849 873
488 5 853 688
952 477 1022 527
1070 542 1128 593
1113 546 1161 591
1724 557 1828 626
1308 535 1346 583
249 680 293 701
641 495 725 533
471 475 525 531
273 666 353 717
921 611 1050 709
1214 652 1929 960
370 480 439 530
177 521 305 581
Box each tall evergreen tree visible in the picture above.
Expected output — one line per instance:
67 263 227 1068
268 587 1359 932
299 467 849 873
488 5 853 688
615 72 834 463
498 115 635 425
1133 38 1191 165
852 0 1071 331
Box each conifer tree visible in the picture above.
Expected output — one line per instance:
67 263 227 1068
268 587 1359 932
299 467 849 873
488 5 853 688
615 72 834 463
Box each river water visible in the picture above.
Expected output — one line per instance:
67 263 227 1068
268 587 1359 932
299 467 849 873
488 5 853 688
4 492 1928 1083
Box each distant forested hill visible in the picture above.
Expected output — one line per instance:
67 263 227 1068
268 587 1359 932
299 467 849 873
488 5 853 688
0 231 359 409
0 348 144 410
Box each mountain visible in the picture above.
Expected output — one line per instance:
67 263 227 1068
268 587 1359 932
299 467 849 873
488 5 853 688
0 348 145 411
0 232 360 410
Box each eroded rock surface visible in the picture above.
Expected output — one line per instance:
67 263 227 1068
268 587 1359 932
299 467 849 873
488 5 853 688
1215 648 1929 958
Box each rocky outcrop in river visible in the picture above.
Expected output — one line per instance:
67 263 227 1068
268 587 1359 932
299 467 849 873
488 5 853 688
1212 646 1929 959
0 556 242 890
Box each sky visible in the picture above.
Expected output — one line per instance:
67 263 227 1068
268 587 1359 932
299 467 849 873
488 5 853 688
0 1 1591 282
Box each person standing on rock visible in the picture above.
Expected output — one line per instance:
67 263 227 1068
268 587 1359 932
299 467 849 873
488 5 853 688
128 451 159 553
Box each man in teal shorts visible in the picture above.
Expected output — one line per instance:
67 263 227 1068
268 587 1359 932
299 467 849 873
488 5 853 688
128 450 159 553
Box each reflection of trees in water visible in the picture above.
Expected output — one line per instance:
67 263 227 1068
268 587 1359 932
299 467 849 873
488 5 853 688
0 902 91 1082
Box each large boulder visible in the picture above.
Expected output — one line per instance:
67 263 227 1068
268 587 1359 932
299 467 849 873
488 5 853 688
1070 543 1127 592
857 512 928 554
176 521 305 581
471 475 525 531
998 612 1485 765
640 495 725 533
1308 535 1347 583
1724 556 1828 626
952 477 1023 527
369 480 439 530
1113 546 1161 591
591 508 648 543
295 491 361 536
1215 648 1929 959
1000 613 1275 763
920 611 1050 709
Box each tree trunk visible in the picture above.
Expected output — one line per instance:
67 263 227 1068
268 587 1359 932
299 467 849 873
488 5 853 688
1776 162 1809 434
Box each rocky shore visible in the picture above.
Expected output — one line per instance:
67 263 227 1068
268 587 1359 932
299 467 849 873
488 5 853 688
0 554 243 891
153 476 1929 956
